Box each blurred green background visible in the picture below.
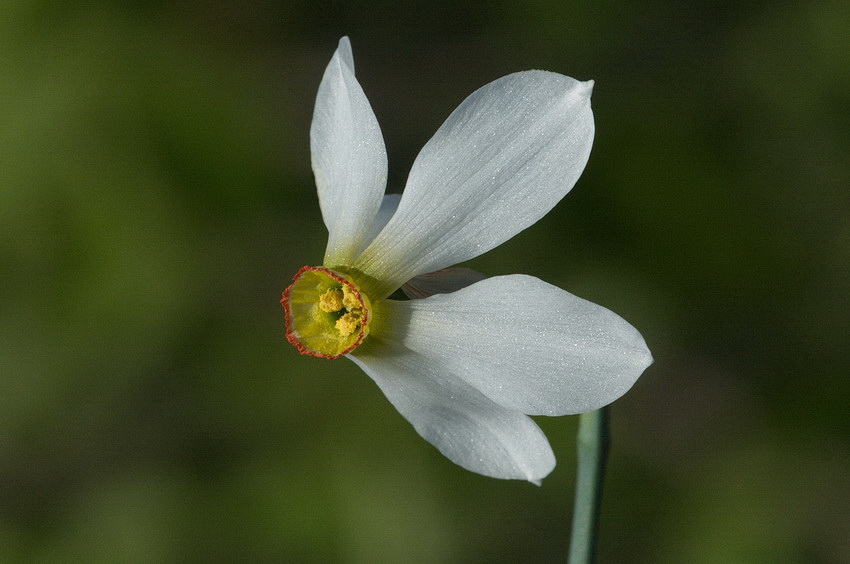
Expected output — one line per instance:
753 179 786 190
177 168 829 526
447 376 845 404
2 1 848 562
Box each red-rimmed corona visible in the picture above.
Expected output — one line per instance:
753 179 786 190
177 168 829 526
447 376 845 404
282 266 371 359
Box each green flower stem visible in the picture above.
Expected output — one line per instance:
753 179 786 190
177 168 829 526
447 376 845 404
568 406 610 564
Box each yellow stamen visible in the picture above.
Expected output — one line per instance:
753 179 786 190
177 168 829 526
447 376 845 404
319 288 344 312
335 312 362 337
342 285 361 310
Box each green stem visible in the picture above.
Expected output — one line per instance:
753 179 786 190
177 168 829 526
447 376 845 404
567 407 610 564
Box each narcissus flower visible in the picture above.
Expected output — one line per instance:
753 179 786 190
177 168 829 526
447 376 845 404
282 37 652 483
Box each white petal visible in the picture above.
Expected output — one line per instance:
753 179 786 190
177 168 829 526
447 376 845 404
380 275 652 416
354 71 594 296
311 37 388 266
360 193 401 254
350 343 555 483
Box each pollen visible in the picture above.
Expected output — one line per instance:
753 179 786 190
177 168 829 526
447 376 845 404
335 311 362 337
342 285 361 310
319 288 345 312
319 286 366 337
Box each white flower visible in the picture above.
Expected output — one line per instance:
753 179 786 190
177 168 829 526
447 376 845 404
282 37 652 484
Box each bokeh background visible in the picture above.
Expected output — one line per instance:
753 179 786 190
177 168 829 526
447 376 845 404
2 1 848 562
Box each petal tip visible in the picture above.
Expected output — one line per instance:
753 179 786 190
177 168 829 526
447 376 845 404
638 341 655 371
336 36 355 72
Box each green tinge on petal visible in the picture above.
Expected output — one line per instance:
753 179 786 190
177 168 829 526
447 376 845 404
282 266 371 359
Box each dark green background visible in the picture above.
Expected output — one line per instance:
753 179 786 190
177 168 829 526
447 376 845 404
2 1 848 562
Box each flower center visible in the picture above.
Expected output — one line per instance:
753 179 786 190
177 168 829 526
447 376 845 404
281 266 371 358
